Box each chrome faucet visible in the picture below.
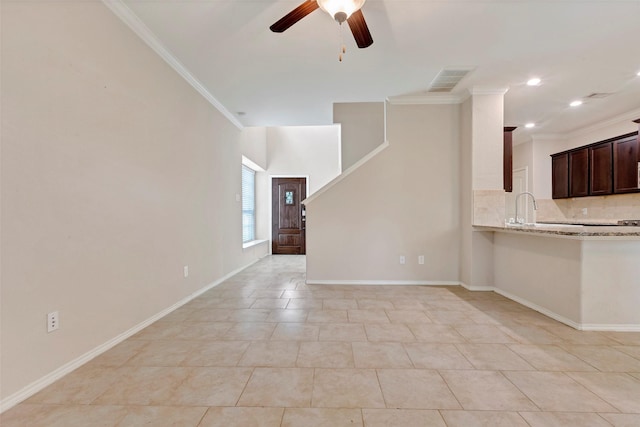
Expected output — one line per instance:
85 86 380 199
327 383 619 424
515 192 538 224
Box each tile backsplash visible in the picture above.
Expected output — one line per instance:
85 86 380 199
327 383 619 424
537 193 640 222
473 190 506 226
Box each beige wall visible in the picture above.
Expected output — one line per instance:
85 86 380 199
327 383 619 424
306 103 461 283
459 98 474 286
266 126 342 195
513 141 533 179
260 126 341 249
471 93 505 191
240 127 269 241
460 92 506 288
240 127 268 170
1 1 266 404
493 233 640 328
333 102 385 171
565 117 638 149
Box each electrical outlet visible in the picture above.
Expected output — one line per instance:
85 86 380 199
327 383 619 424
582 208 588 215
418 255 425 265
47 311 59 333
183 265 189 278
399 256 406 265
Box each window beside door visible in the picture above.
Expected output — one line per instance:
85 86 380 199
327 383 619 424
242 165 256 243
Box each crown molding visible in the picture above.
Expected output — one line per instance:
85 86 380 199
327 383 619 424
564 107 640 140
531 133 565 142
101 0 243 130
386 94 463 105
513 132 564 147
468 87 509 96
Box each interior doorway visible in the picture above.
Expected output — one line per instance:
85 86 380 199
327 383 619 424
271 177 307 254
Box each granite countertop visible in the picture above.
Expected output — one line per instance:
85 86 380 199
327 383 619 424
536 220 619 226
474 223 640 238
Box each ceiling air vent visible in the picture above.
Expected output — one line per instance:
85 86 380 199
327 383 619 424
585 92 613 99
428 68 473 93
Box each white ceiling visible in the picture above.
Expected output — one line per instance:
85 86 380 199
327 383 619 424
120 0 640 137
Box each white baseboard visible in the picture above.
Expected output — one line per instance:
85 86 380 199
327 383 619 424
492 288 582 330
495 288 640 332
579 324 640 332
459 282 495 292
305 279 462 286
307 279 640 332
0 259 261 414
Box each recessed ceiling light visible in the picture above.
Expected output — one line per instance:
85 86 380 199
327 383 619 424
570 100 583 107
527 78 541 86
525 123 536 128
637 71 640 76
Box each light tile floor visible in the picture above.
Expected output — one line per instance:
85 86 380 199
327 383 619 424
3 255 640 426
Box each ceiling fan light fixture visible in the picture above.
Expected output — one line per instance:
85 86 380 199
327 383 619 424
317 0 366 22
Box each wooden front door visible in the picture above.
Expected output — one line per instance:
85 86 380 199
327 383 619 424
272 178 306 254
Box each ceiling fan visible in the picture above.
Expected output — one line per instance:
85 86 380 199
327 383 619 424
270 0 373 49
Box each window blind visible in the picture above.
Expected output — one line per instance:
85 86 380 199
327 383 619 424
242 165 256 243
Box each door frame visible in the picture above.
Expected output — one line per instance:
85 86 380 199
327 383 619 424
506 167 530 223
269 175 310 255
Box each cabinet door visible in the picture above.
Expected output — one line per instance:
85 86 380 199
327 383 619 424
569 148 589 197
589 142 612 195
503 127 516 192
552 153 569 199
613 135 640 193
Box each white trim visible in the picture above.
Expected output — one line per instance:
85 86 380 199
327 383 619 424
305 279 640 331
242 239 268 249
383 101 388 143
468 87 510 96
531 133 565 142
305 280 461 286
242 156 265 172
386 95 463 105
459 282 495 292
492 288 582 330
302 141 389 205
564 107 640 140
101 0 243 130
495 288 640 331
0 260 260 414
336 123 343 173
523 109 640 144
580 324 640 332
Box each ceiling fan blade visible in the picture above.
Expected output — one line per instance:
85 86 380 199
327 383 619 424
347 9 373 48
270 1 320 33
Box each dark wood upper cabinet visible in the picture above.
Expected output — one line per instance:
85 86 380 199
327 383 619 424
569 148 589 197
613 134 639 193
589 142 613 196
503 127 516 192
551 124 639 199
552 153 569 199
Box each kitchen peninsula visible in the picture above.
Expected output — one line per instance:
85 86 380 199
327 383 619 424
475 224 640 331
